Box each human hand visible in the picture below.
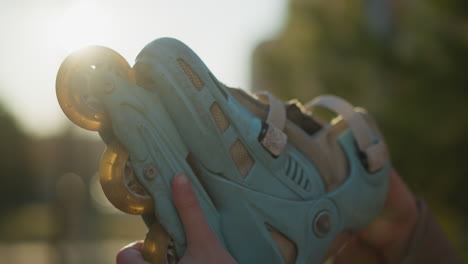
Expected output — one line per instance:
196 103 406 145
118 170 418 264
116 173 237 264
331 169 419 263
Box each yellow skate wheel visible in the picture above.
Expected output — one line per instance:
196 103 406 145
142 220 172 264
56 46 136 131
100 142 154 215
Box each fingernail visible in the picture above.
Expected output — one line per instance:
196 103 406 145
174 173 189 186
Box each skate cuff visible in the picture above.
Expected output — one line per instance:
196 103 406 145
305 95 388 172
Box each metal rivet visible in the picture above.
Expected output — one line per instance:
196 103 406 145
144 165 157 180
313 211 331 238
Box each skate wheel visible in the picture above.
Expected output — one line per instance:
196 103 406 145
100 142 153 215
56 46 135 131
142 220 173 264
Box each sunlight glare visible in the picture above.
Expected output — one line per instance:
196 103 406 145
53 2 116 53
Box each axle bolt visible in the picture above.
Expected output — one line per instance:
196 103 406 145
144 165 157 180
313 211 331 238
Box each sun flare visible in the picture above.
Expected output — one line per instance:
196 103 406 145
53 2 115 53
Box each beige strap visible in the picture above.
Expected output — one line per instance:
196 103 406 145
305 95 387 172
257 92 288 156
228 88 338 190
257 92 287 130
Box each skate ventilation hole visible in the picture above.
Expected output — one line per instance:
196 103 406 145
123 158 151 198
267 227 297 264
209 102 230 133
230 140 254 178
177 58 205 90
285 155 312 192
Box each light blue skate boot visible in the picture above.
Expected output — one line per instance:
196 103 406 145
56 37 391 264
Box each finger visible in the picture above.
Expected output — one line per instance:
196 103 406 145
385 169 418 222
116 241 150 264
323 231 353 260
359 169 418 245
358 169 419 262
171 173 219 247
333 237 382 264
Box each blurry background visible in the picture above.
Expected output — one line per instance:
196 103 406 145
0 0 466 263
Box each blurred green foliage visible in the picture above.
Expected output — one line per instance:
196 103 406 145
0 100 144 263
0 103 36 213
252 0 467 257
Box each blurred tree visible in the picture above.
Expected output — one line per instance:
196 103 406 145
0 101 36 213
252 0 468 257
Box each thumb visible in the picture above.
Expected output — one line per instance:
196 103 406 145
171 173 219 247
